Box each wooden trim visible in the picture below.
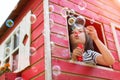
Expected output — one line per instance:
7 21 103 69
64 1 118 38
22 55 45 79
53 59 120 79
110 23 120 60
43 0 52 80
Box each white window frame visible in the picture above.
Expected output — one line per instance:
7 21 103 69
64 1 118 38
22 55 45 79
0 11 31 73
111 23 120 60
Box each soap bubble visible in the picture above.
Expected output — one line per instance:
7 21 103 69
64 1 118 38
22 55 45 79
70 9 75 15
31 66 38 72
50 41 55 46
5 47 10 53
68 15 86 30
49 19 54 28
31 14 37 24
15 77 24 80
60 7 69 18
78 0 87 10
49 5 54 13
56 34 64 39
52 65 61 76
90 18 95 24
30 47 36 56
61 49 69 57
59 31 64 35
6 19 14 28
68 16 76 25
50 41 55 51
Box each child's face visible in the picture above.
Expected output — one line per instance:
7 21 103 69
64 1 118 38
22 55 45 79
70 28 86 45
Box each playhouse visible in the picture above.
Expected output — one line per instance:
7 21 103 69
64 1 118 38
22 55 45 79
0 0 120 80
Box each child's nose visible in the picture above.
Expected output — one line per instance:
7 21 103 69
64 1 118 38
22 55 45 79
74 31 79 37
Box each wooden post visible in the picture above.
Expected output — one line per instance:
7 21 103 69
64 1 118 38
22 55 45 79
43 0 52 80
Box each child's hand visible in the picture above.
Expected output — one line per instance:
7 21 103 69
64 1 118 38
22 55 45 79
72 47 84 61
73 47 83 56
86 26 98 41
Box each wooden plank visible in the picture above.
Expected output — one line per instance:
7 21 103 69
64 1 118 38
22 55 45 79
52 45 70 59
111 23 120 60
50 0 110 24
31 12 44 31
107 40 116 51
33 3 43 17
85 0 120 18
104 32 114 42
113 61 120 71
103 24 112 33
33 73 45 80
52 73 95 80
31 45 44 64
50 13 66 26
110 50 119 60
52 59 120 79
31 0 43 12
70 0 120 24
22 59 45 80
116 29 120 44
98 0 120 14
51 33 69 47
31 22 44 41
31 35 44 50
51 24 67 36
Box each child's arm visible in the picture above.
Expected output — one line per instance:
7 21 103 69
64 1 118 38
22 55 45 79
86 26 115 66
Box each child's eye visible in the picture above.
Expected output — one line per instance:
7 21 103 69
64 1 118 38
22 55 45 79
78 30 84 33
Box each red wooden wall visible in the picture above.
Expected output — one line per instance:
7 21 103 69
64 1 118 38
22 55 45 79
0 0 45 79
50 0 120 80
21 0 45 79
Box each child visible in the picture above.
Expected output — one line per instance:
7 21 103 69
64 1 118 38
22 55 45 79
68 15 115 66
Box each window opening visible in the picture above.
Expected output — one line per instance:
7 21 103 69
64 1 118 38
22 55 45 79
12 50 18 71
67 10 108 67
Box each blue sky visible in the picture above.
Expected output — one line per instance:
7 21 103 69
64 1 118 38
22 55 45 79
0 0 19 28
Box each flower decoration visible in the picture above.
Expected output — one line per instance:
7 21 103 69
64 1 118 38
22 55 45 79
0 63 11 76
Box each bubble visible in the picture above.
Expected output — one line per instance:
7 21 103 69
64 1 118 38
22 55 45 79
68 16 76 25
49 5 54 13
30 47 36 56
76 15 86 26
59 31 64 35
70 9 75 14
78 0 87 10
60 7 69 18
57 34 63 38
15 77 24 80
31 66 38 72
50 41 55 51
52 65 61 76
31 14 37 24
5 47 10 53
50 41 55 46
61 49 69 57
90 18 95 24
30 47 36 53
68 15 86 30
49 19 54 28
6 19 14 28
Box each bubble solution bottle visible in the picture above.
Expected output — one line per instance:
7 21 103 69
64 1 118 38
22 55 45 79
77 44 83 61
